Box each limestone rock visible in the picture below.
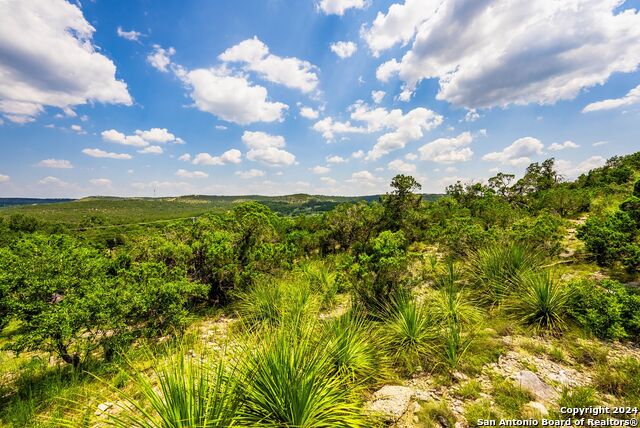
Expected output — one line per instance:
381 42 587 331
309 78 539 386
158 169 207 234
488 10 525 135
365 385 414 422
514 370 558 402
525 401 549 416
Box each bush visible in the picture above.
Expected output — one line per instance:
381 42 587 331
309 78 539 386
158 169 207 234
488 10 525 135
567 279 640 341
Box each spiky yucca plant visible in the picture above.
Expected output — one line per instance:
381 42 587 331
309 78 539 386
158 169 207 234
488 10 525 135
239 327 366 427
505 272 572 334
302 261 340 309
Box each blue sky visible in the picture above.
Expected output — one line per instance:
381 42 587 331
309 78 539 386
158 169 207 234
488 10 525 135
1 0 640 197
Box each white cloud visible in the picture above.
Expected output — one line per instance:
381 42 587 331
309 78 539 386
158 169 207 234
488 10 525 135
219 37 318 93
371 90 385 104
348 170 382 187
556 156 606 179
38 176 66 185
0 174 9 183
311 165 331 174
418 132 474 164
82 148 132 160
90 178 112 186
326 155 347 164
179 66 288 125
593 141 609 147
235 169 265 179
388 159 416 173
116 26 142 42
70 124 86 134
175 169 208 178
463 109 481 122
405 153 417 161
583 84 640 113
242 131 296 166
312 117 368 140
192 149 242 166
138 145 163 155
482 137 544 166
178 153 192 162
318 0 367 15
135 128 176 144
548 141 579 151
101 129 147 147
37 159 73 169
0 0 132 123
102 127 183 148
351 150 364 159
147 44 175 72
215 125 228 130
361 0 439 56
300 106 319 120
320 176 338 186
330 41 357 59
373 0 640 109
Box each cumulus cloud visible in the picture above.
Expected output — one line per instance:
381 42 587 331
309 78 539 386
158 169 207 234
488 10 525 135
351 150 365 159
348 170 383 186
82 148 132 160
300 106 319 119
101 129 147 147
582 84 640 113
135 128 176 143
37 159 73 169
147 45 176 72
138 145 163 155
192 149 242 166
311 165 331 174
219 37 318 93
482 137 544 166
38 176 67 186
320 176 338 186
548 141 579 151
330 41 357 59
373 0 640 109
371 90 385 104
556 156 606 179
388 159 416 173
242 131 296 166
235 169 265 179
175 169 208 178
178 153 191 162
326 155 347 164
312 101 442 160
0 174 9 183
318 0 367 15
101 127 183 148
116 26 142 42
418 132 474 164
90 178 112 186
179 67 288 125
405 153 417 161
70 124 85 134
463 109 481 122
0 0 132 123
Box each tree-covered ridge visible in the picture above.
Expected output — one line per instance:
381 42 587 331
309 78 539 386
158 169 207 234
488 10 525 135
0 151 639 426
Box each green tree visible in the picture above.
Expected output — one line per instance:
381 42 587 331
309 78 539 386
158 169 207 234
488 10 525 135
382 174 422 232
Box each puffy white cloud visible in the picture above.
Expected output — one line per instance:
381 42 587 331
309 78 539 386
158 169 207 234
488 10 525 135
147 44 175 72
326 155 347 164
138 145 163 155
175 169 208 178
70 124 86 134
219 37 318 93
361 0 439 56
235 169 265 179
348 170 382 186
418 132 474 164
192 149 242 166
404 153 417 161
582 84 640 113
102 127 183 148
482 137 544 166
300 106 319 119
374 0 640 109
318 0 367 16
180 67 288 125
116 27 142 42
101 129 147 147
330 41 357 59
312 117 368 140
135 128 176 144
320 176 338 186
242 131 296 166
38 176 67 186
82 148 132 160
37 159 73 169
0 0 132 123
0 174 9 183
90 178 112 186
178 153 192 162
351 150 364 159
371 90 385 104
548 141 579 151
463 109 480 122
388 159 416 173
311 165 331 174
556 156 606 178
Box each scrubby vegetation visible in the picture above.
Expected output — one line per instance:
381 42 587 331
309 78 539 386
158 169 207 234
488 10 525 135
1 152 640 426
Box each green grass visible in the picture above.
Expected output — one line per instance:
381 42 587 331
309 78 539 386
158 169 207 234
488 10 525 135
492 375 534 418
414 401 456 428
455 380 482 400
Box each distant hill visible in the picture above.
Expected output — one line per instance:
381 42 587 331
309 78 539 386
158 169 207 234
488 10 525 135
0 193 443 225
0 198 75 207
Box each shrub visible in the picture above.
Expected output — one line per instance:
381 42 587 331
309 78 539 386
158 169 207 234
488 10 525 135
301 261 340 309
567 279 640 341
594 357 640 401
